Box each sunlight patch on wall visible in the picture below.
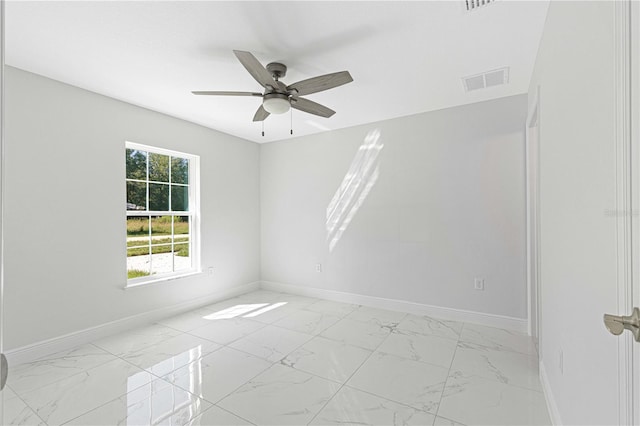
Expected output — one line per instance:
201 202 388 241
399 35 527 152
326 129 383 252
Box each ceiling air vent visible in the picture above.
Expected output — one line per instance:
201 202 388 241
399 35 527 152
465 0 496 11
462 67 509 92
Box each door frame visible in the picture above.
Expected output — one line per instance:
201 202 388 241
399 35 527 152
628 1 640 423
614 1 637 424
0 0 6 413
526 87 541 349
0 0 5 365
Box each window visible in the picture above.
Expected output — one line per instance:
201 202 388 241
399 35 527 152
126 142 199 286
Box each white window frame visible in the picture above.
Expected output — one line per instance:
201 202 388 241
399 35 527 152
125 141 201 288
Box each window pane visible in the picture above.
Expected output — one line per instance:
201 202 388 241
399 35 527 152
174 235 189 245
127 216 150 238
149 183 169 211
174 243 191 272
127 247 150 279
171 157 189 184
127 245 150 257
174 216 189 239
171 185 188 211
150 216 173 238
126 149 147 180
127 181 147 210
149 153 170 182
127 240 148 249
127 217 149 248
150 244 173 257
150 244 173 275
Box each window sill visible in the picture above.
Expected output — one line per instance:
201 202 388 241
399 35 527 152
124 270 202 289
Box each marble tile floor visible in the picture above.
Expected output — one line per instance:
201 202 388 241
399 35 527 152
1 290 551 426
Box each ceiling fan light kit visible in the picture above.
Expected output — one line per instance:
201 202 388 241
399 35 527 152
192 50 353 132
263 93 290 114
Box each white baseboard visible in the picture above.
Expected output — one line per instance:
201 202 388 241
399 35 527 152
5 281 260 366
260 281 527 332
540 359 562 425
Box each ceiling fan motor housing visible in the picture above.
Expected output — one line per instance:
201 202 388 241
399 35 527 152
266 62 287 80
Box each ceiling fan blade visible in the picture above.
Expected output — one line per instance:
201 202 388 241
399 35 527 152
253 104 270 122
192 91 262 97
233 50 279 90
291 97 335 118
287 71 353 96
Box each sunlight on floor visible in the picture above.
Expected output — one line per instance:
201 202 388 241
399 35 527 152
243 302 288 318
202 302 289 320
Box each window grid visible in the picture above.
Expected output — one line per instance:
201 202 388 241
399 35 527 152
126 142 198 284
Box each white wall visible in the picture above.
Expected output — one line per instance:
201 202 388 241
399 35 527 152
528 2 619 424
261 94 528 319
3 67 261 350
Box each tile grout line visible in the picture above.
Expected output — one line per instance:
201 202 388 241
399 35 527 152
432 322 465 422
5 383 49 426
58 328 220 425
226 335 315 366
197 403 258 426
17 291 540 426
91 324 184 358
454 326 545 393
305 312 408 425
206 305 360 420
266 313 345 337
272 312 373 386
10 293 319 425
114 298 346 423
64 339 195 425
318 320 459 421
8 343 119 396
59 335 235 426
13 342 158 426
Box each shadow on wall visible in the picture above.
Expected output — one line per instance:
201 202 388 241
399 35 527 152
326 129 384 252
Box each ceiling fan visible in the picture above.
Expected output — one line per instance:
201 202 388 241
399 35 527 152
192 50 353 122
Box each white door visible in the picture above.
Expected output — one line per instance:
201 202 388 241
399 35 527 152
595 2 639 423
530 2 638 424
606 2 640 424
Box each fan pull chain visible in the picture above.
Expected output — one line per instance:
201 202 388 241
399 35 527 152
262 120 264 137
290 103 293 135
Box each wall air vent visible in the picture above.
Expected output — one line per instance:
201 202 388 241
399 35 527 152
462 67 509 92
465 0 496 11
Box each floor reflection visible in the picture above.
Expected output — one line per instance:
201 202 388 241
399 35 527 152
127 346 204 424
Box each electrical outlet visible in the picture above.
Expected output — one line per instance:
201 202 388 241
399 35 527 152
315 263 322 273
474 278 485 291
208 267 214 276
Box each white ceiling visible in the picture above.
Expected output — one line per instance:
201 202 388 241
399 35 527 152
6 1 549 143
